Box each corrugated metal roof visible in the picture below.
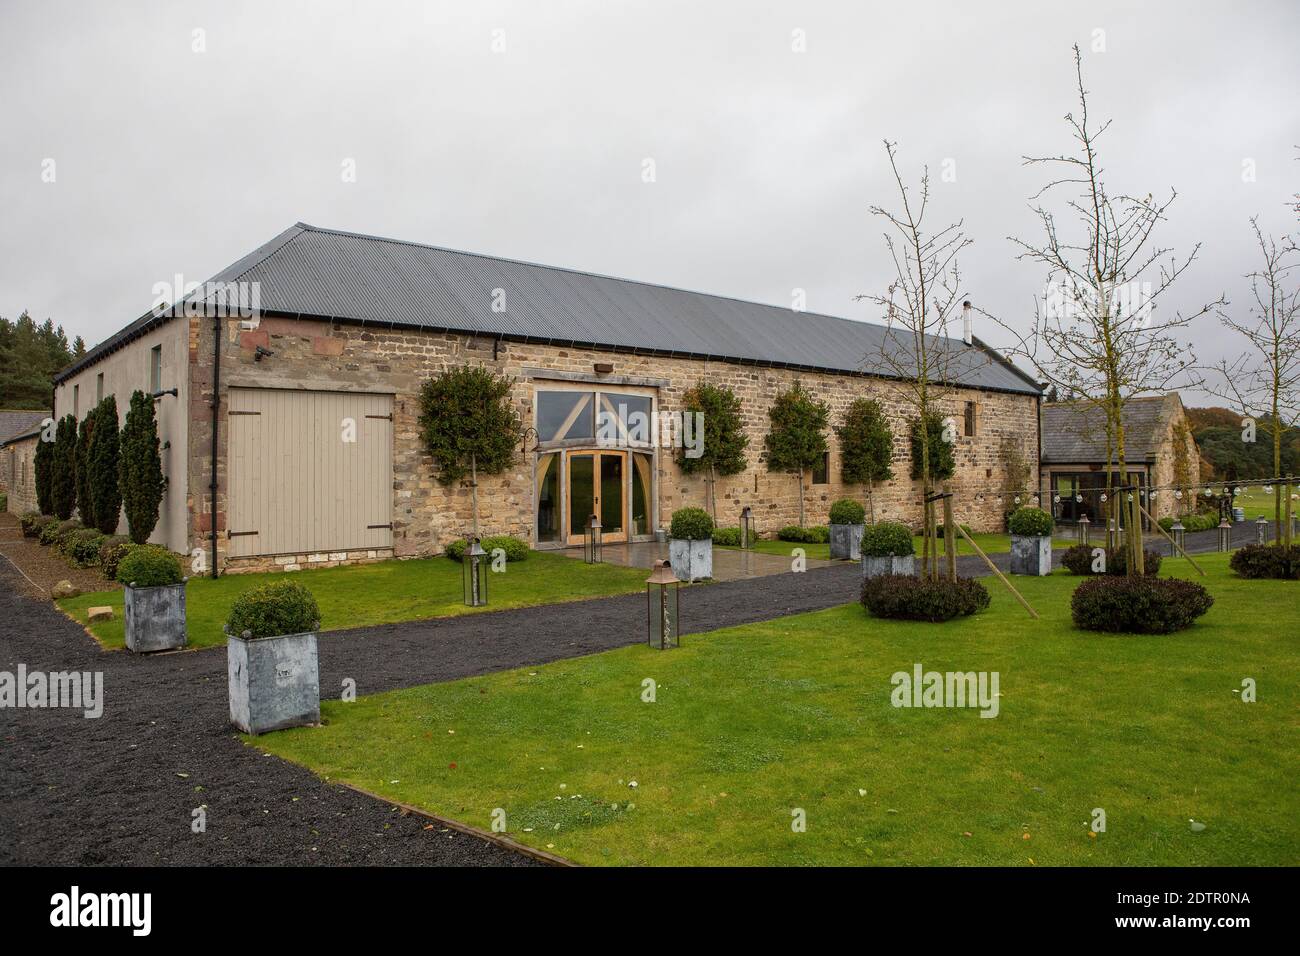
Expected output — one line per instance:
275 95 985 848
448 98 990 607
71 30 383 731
1041 395 1180 464
58 222 1042 395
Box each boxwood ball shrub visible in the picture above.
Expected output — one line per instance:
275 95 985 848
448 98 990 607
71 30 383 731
98 536 136 580
116 545 183 588
711 526 742 546
1229 544 1300 580
446 534 530 563
860 574 991 622
670 507 715 541
828 499 866 526
1070 577 1214 634
860 521 915 557
67 529 107 568
226 580 321 639
777 525 830 543
1061 544 1162 577
1008 507 1054 537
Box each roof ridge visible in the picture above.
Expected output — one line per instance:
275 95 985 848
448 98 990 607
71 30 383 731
292 221 975 347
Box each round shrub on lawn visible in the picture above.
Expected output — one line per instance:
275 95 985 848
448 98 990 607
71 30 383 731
226 580 321 639
777 525 830 543
861 521 915 557
1061 544 1162 577
1008 507 1054 537
116 545 183 588
67 528 107 568
829 499 866 526
711 526 742 546
1070 576 1214 634
860 573 990 622
670 507 714 541
98 536 136 580
1228 544 1300 580
446 534 530 563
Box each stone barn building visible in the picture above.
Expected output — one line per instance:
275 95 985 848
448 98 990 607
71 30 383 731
1 410 49 516
52 223 1042 573
1040 393 1202 526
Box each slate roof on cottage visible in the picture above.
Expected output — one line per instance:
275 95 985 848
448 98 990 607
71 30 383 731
1041 394 1183 464
56 223 1041 395
0 409 49 446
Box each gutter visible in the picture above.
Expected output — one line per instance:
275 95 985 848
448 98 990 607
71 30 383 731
210 313 220 579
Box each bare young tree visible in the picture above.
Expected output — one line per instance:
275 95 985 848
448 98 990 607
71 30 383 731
859 140 987 579
995 44 1223 574
1207 219 1300 540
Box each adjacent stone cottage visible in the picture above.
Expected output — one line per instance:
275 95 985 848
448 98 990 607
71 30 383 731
1039 393 1202 525
53 222 1042 573
0 409 49 515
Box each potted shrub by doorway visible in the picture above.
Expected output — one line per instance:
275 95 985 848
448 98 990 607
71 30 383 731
828 499 866 560
668 507 714 582
861 521 915 578
1008 506 1054 576
226 580 322 735
117 546 187 653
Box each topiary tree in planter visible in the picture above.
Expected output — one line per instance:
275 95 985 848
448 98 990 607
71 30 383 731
861 520 916 578
418 366 521 540
668 506 714 582
836 398 894 524
50 413 77 520
34 421 55 515
116 545 187 653
74 406 97 527
1008 506 1054 576
676 381 749 520
119 390 165 544
828 498 867 561
87 396 122 535
225 580 323 734
764 382 828 528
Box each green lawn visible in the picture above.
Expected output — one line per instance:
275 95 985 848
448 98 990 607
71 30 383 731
58 552 650 651
1234 484 1299 521
721 532 1077 562
253 553 1299 866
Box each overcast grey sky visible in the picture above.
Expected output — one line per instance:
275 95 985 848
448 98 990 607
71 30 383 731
2 0 1296 402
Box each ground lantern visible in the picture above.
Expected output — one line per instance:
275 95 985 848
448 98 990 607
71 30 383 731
740 506 755 550
1170 519 1185 556
646 559 680 650
1218 518 1232 553
584 513 603 564
462 536 488 607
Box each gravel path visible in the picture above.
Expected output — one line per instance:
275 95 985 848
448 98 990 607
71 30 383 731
0 514 1260 867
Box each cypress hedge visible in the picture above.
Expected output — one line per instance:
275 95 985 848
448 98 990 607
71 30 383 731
50 414 78 520
119 390 165 544
88 396 122 534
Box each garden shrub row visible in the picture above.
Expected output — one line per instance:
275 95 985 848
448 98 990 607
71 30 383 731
860 573 990 622
711 526 741 546
1061 544 1162 577
23 509 148 578
1071 576 1214 634
778 524 830 544
1229 544 1300 580
445 534 531 562
1157 511 1220 534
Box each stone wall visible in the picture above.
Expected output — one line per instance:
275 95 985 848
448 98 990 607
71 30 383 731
2 434 41 515
187 316 1041 571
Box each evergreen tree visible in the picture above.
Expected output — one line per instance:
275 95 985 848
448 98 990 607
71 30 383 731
88 396 122 534
34 422 54 515
418 366 521 537
909 413 955 481
50 414 78 520
75 407 97 525
677 381 749 517
763 382 829 527
835 398 895 523
0 311 76 409
119 390 165 544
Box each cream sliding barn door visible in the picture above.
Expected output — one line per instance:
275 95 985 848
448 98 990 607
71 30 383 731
227 388 393 558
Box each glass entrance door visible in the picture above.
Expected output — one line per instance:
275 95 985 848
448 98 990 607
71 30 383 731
566 450 627 545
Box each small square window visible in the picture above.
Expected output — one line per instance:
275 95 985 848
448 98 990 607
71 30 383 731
150 345 162 393
963 401 977 438
812 451 830 485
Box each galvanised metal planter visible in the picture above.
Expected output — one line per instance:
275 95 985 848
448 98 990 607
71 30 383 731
862 554 915 578
1009 534 1052 575
227 631 320 735
829 523 864 561
123 582 187 653
668 538 712 582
